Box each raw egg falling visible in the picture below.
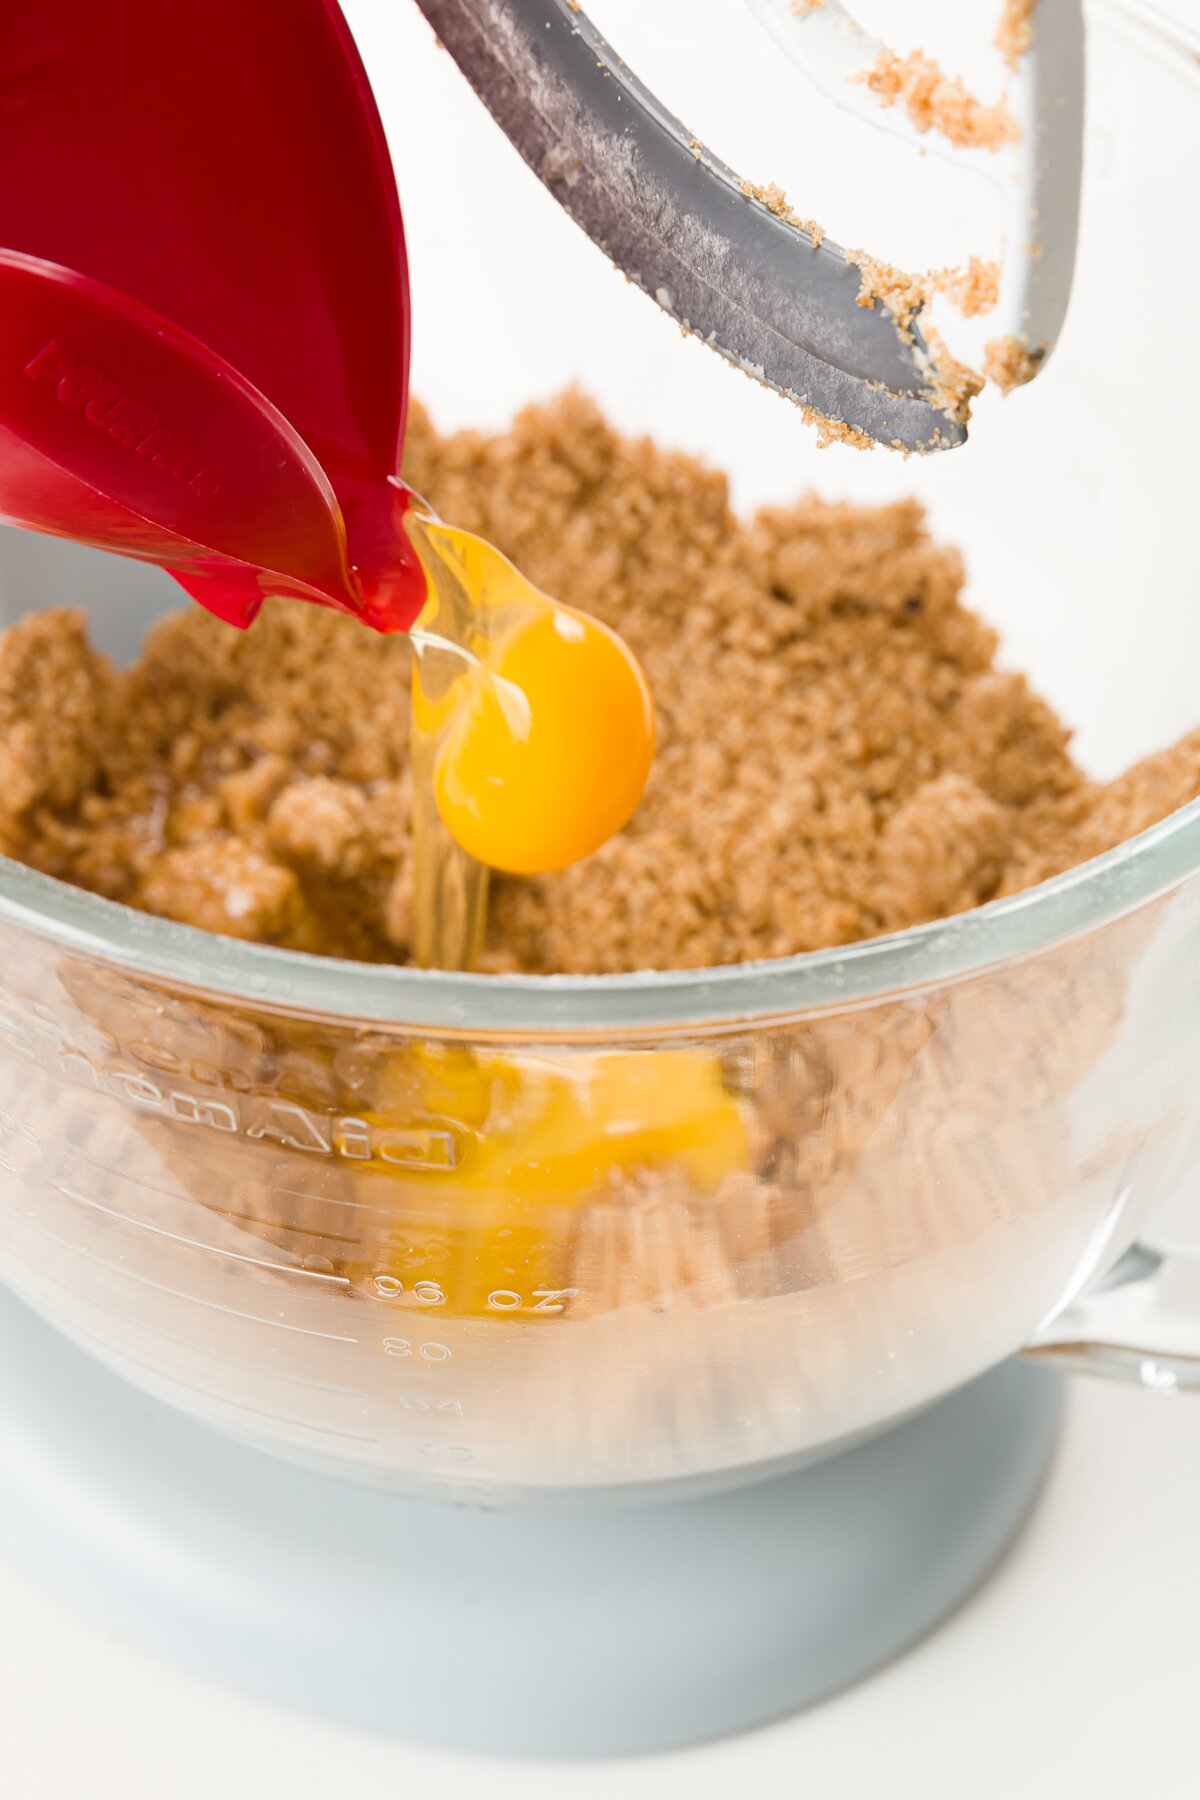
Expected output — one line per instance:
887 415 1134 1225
409 515 656 877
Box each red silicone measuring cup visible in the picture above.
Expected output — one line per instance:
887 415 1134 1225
0 0 426 631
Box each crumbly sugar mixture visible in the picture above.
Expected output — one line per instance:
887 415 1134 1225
856 47 1017 152
2 389 1199 975
982 334 1042 394
995 0 1036 69
932 256 1000 320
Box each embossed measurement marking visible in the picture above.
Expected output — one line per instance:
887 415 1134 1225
75 1151 364 1250
54 1177 351 1285
382 1337 452 1361
207 1204 361 1250
8 1262 371 1399
105 1346 379 1445
264 1180 398 1217
372 1275 446 1304
486 1287 579 1313
108 1311 370 1398
15 1211 359 1343
371 1274 580 1314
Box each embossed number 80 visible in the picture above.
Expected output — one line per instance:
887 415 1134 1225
382 1337 451 1362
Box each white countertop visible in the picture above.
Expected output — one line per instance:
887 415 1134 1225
4 1372 1199 1800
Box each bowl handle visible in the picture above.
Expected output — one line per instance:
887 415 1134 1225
1024 1242 1200 1391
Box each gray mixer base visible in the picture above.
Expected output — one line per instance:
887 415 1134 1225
0 1287 1061 1757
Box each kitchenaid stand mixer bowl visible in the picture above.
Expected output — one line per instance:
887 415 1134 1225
3 0 1200 1756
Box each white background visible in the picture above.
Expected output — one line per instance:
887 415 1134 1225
5 1 1200 1795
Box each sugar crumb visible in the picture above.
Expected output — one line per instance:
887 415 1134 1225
740 178 825 246
983 335 1041 393
856 47 1018 152
932 256 1001 319
995 0 1036 69
921 325 984 423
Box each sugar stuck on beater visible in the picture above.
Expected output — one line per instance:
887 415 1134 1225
3 389 1200 974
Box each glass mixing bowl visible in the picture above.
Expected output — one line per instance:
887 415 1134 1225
0 0 1198 1503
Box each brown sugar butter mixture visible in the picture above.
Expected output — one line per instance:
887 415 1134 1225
3 389 1199 976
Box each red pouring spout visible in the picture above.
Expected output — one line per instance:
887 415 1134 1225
0 0 426 633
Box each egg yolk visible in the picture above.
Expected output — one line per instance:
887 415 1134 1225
430 603 655 875
353 1047 749 1319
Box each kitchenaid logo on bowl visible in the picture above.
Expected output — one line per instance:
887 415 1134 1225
23 338 223 500
0 997 466 1173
